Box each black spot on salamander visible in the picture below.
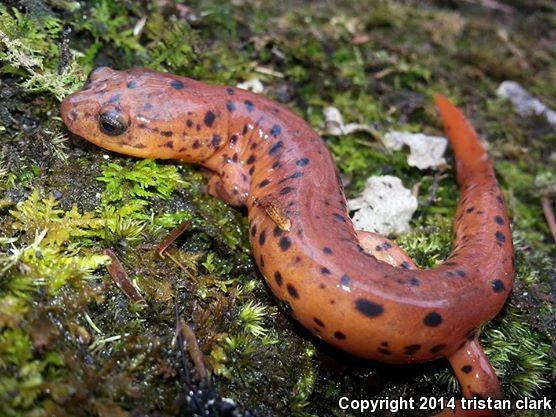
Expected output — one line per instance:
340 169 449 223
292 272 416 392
204 111 216 127
404 344 421 355
400 261 410 269
375 242 392 252
461 365 473 374
192 140 201 149
430 344 446 353
279 237 292 251
378 348 392 355
409 277 420 286
320 267 331 275
250 142 258 150
196 124 201 131
270 124 282 137
495 231 506 246
340 275 350 286
314 317 325 327
246 155 256 164
162 131 173 137
211 134 222 148
226 87 234 95
268 141 283 156
466 206 475 213
334 331 346 340
230 134 238 144
355 298 384 317
249 166 255 175
242 124 248 135
323 247 333 255
259 255 264 268
132 143 146 149
332 213 346 223
244 100 254 112
456 270 466 277
423 312 443 327
170 80 184 89
186 119 193 128
226 100 235 112
278 172 303 184
274 271 283 286
258 230 266 246
280 186 294 195
232 153 238 163
272 160 281 169
494 216 504 225
296 158 310 167
250 225 257 237
127 80 138 88
273 226 283 237
258 179 270 188
496 196 503 204
162 141 173 148
287 283 299 299
381 341 389 347
491 279 505 293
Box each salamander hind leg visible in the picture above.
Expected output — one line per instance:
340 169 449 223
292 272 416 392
356 230 418 269
434 338 501 417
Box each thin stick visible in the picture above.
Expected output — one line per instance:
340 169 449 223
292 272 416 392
157 221 191 258
103 249 146 305
157 221 196 279
177 318 209 382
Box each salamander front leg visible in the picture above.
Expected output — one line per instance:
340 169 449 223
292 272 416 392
434 338 501 417
201 168 248 207
356 230 418 269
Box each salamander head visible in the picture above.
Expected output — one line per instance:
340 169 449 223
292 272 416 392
60 67 227 161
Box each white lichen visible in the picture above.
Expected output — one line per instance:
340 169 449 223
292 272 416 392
383 131 448 170
497 81 556 126
348 175 418 235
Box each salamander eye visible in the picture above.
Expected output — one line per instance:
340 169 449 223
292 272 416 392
98 109 129 136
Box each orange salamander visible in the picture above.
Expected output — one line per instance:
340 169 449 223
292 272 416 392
61 67 514 416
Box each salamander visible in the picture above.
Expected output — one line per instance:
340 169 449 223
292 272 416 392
61 67 514 416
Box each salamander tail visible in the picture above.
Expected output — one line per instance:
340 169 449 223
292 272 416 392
434 94 489 180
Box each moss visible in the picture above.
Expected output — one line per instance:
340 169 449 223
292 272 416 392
0 1 554 416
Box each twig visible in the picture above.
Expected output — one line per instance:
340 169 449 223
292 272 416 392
157 221 191 258
157 222 196 279
103 249 146 305
422 171 447 209
177 318 209 383
541 197 556 243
